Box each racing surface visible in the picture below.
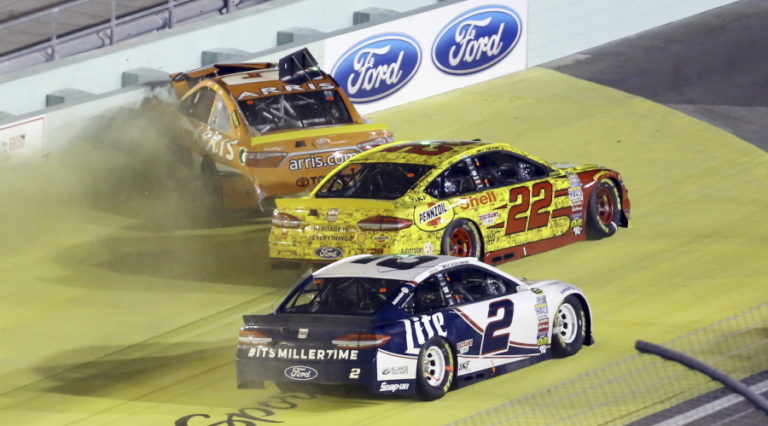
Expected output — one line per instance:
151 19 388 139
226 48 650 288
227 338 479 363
1 4 767 426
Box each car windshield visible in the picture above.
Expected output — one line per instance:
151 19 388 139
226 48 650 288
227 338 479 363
315 162 433 200
238 89 353 134
281 276 407 315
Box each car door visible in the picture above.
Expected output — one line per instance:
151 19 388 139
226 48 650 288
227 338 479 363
469 151 572 248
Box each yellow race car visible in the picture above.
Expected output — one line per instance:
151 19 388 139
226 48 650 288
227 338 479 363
170 49 393 210
269 140 631 265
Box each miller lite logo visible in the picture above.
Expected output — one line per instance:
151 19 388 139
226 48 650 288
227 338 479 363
332 33 421 103
432 5 522 75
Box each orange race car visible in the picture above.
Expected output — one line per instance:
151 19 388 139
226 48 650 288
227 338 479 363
169 49 393 210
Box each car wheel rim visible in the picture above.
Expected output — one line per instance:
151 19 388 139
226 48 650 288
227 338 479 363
449 227 472 257
554 303 578 344
596 185 615 225
422 346 446 387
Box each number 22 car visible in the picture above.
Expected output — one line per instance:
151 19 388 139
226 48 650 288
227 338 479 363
269 140 630 265
236 254 593 400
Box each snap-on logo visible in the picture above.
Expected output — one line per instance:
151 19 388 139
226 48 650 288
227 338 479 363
315 246 342 259
284 366 318 381
331 33 421 103
432 5 522 75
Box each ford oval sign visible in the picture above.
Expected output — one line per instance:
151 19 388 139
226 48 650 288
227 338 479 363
284 365 318 381
331 33 421 103
432 5 522 75
315 246 342 259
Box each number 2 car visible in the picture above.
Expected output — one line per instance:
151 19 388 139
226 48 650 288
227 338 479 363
236 254 593 400
269 140 630 265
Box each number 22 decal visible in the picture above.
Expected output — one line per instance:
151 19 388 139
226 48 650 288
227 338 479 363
505 181 553 235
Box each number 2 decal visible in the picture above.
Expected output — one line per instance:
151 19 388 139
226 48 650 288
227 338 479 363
349 368 360 379
505 181 553 235
481 299 514 355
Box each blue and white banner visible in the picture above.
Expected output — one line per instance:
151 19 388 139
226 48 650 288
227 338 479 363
324 0 528 114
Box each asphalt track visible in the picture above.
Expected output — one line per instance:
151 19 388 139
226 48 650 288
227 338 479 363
1 6 767 426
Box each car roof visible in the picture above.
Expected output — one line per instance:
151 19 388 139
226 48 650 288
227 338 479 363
347 140 519 167
314 254 490 282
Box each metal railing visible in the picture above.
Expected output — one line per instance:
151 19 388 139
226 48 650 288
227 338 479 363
0 0 269 75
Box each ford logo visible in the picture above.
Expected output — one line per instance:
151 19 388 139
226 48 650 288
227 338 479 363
432 5 522 75
315 246 342 259
284 365 318 381
331 33 421 103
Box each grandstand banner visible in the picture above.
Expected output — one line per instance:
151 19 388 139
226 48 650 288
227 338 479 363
0 116 45 162
324 0 528 114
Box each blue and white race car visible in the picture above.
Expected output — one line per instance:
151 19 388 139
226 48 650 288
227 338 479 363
236 255 594 400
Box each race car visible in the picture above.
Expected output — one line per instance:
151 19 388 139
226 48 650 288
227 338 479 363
236 254 593 400
170 48 393 209
269 140 630 265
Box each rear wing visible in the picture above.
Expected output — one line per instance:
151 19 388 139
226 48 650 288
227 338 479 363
169 62 273 98
169 48 329 98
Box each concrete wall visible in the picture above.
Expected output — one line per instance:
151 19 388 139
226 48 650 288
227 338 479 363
0 0 741 158
0 0 437 116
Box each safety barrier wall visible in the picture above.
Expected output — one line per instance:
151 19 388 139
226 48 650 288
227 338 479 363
0 0 739 161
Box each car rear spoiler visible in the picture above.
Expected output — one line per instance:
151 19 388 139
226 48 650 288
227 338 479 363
169 48 328 98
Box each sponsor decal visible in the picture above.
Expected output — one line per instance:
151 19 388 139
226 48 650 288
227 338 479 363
310 234 354 242
458 360 471 371
379 381 409 392
457 339 473 354
315 247 342 259
248 346 359 360
238 147 247 165
423 241 433 255
332 33 421 103
296 177 310 187
432 5 523 75
298 328 309 339
382 366 408 376
460 191 498 210
373 234 389 243
479 211 500 226
400 247 423 255
401 313 447 355
199 128 238 161
284 366 318 381
391 285 412 305
417 202 450 224
288 151 356 171
237 82 336 100
327 208 339 222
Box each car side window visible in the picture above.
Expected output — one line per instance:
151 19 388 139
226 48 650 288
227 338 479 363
445 267 517 304
471 151 550 187
412 275 449 313
425 159 477 199
179 87 216 123
209 96 232 133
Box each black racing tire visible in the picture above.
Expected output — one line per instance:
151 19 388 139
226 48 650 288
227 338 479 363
200 158 223 211
441 219 482 260
586 180 621 240
551 296 586 358
416 337 455 401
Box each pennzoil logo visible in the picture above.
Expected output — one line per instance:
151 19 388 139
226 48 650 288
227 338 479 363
415 201 454 231
418 203 447 223
432 5 523 75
